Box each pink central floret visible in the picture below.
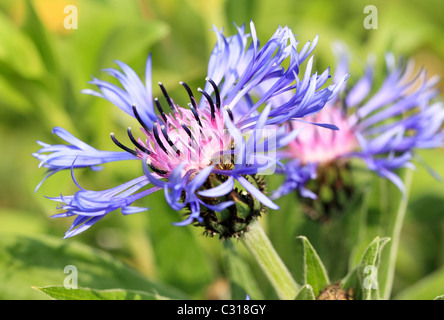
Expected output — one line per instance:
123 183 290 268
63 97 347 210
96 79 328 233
136 105 231 176
287 105 358 165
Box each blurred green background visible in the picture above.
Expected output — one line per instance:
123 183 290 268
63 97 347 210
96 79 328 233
0 0 443 300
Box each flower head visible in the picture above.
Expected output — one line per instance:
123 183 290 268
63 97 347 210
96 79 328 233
274 45 444 219
34 22 345 238
286 106 358 165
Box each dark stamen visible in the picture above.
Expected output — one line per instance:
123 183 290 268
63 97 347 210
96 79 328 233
188 103 203 127
198 88 216 121
160 125 181 156
205 77 221 109
132 104 151 133
110 133 138 156
152 123 168 154
154 98 168 123
179 81 198 110
158 82 176 112
127 127 151 154
225 106 234 122
181 123 193 139
147 161 169 175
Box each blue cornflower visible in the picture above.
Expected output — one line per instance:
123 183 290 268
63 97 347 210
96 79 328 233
273 45 444 212
34 22 346 238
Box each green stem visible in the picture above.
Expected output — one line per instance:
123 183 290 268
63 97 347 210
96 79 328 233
379 169 414 300
241 218 299 300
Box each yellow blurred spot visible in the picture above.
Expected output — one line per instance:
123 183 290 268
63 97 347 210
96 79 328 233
414 50 444 94
11 0 80 35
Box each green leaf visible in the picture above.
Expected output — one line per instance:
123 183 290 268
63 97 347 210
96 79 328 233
298 236 330 296
393 267 444 300
341 268 360 298
59 1 169 94
295 285 316 300
145 199 215 297
0 10 44 78
98 21 170 65
342 236 390 300
359 237 390 300
33 286 169 300
21 0 58 74
222 239 264 300
0 233 188 300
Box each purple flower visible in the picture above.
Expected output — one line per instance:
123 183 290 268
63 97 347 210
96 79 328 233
32 127 137 192
275 44 444 205
34 22 345 238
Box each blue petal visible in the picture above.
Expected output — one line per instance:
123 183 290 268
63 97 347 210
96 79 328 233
187 165 214 193
198 176 234 197
63 215 105 239
235 175 279 210
202 200 235 211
